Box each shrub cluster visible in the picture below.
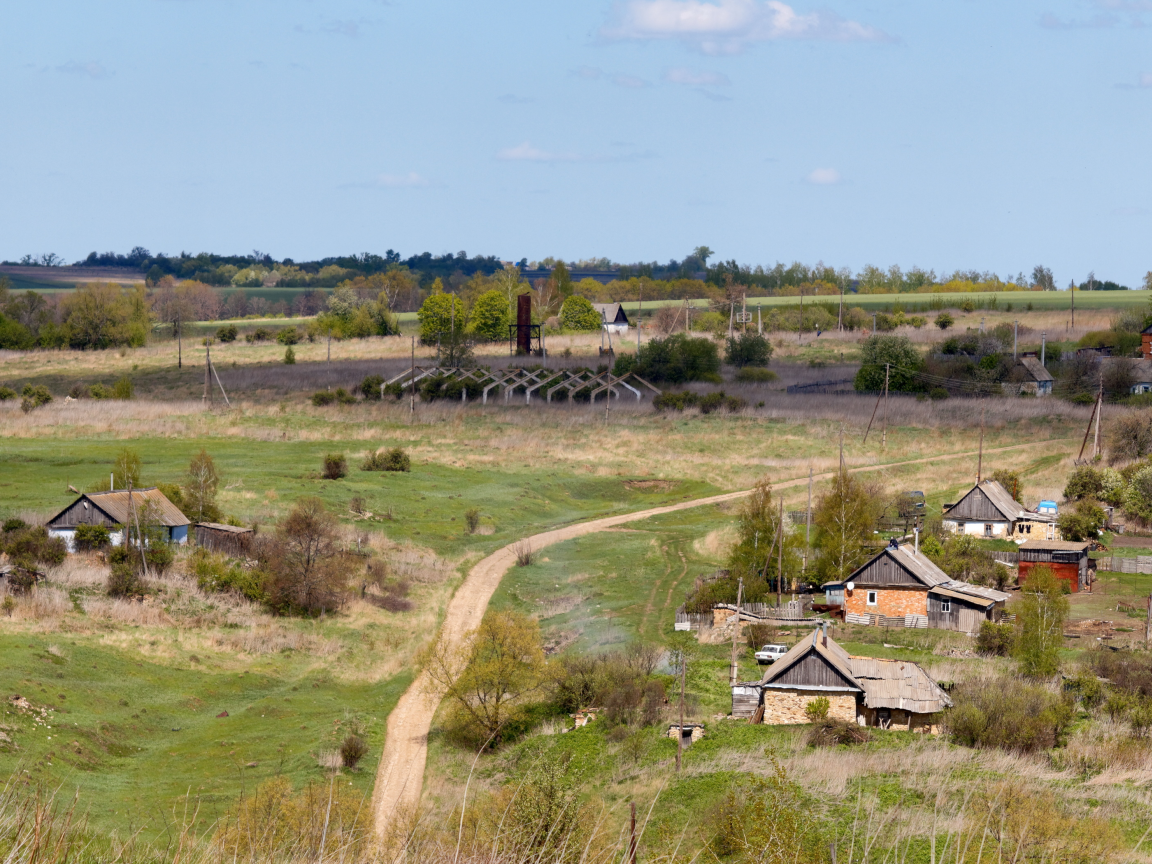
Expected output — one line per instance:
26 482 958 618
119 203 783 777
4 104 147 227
945 676 1074 752
975 621 1016 656
245 327 273 343
734 366 778 383
68 377 134 400
725 332 773 367
0 523 66 574
614 333 721 384
20 384 52 413
192 548 265 602
322 453 348 480
552 643 665 732
0 385 16 401
361 447 410 472
216 324 238 342
73 523 111 552
311 388 356 407
653 390 747 414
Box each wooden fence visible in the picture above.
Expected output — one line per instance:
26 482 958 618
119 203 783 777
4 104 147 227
1101 556 1152 574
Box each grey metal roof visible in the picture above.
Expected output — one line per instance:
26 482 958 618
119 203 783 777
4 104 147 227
591 303 629 324
195 522 252 535
977 481 1025 520
1018 539 1089 552
1018 356 1054 382
848 545 950 587
847 656 953 713
939 580 1010 604
757 631 951 714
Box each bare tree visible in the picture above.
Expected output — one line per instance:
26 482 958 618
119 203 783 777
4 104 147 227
261 497 348 615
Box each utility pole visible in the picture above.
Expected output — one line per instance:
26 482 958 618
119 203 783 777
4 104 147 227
881 363 890 450
757 305 762 335
838 280 844 331
628 803 637 864
804 467 813 577
637 285 643 353
776 498 784 606
728 301 734 339
1013 320 1018 360
327 327 333 388
1041 332 1047 368
409 335 415 423
176 314 182 369
977 402 985 483
798 287 804 345
1093 373 1103 460
676 653 686 773
1071 281 1075 330
205 342 213 406
729 576 744 687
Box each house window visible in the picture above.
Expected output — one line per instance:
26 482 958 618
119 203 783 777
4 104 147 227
866 591 878 606
984 523 993 537
940 599 951 613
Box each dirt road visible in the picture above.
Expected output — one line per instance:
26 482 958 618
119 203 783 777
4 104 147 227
371 438 1071 836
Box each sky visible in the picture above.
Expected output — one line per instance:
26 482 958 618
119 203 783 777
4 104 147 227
1 0 1150 285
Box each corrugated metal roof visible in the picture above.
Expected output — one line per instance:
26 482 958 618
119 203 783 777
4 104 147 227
847 655 953 713
977 481 1024 520
930 585 996 608
939 580 1010 604
849 545 950 587
759 629 860 691
51 488 190 528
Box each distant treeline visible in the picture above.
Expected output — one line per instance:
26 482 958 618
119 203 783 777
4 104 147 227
6 247 1148 297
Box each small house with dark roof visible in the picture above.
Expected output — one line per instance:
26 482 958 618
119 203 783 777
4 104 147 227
732 628 952 731
942 480 1026 538
46 488 190 552
1018 539 1093 593
591 303 630 335
831 539 1009 631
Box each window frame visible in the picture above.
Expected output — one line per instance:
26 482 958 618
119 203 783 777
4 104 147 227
866 590 878 606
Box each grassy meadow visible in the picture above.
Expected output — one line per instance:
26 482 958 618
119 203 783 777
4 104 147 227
3 293 1152 860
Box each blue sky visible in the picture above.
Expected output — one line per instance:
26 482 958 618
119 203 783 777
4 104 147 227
2 0 1150 285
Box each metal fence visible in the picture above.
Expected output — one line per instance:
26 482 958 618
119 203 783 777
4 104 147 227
1102 555 1152 574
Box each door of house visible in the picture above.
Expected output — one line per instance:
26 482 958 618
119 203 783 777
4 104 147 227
959 608 983 634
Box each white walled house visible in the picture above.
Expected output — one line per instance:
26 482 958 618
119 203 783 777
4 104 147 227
46 488 190 552
591 303 630 335
940 480 1060 539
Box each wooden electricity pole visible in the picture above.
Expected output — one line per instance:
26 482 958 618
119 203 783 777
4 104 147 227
409 336 415 423
676 654 686 773
729 576 744 687
203 342 211 404
977 403 985 483
776 498 784 606
804 468 813 577
176 314 182 369
881 363 890 450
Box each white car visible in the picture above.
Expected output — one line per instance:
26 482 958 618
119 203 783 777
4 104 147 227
754 644 788 664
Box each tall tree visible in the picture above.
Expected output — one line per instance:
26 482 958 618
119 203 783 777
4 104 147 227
1014 566 1068 677
183 449 221 522
727 477 797 588
812 469 883 581
262 497 347 615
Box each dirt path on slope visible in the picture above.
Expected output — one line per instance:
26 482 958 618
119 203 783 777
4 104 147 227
371 438 1072 837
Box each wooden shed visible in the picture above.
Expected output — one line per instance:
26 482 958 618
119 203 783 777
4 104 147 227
1018 539 1092 593
46 488 190 552
194 523 254 557
927 582 1009 632
733 629 951 732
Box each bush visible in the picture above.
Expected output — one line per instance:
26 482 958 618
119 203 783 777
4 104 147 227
652 390 745 413
312 391 336 406
2 518 27 533
1057 499 1106 541
89 383 111 399
735 366 778 383
107 546 146 597
976 621 1016 656
1087 647 1152 699
283 346 295 365
276 327 301 345
361 446 410 472
945 676 1074 752
193 549 266 602
334 387 355 404
340 734 368 769
1 526 66 567
935 312 954 329
111 377 134 400
322 453 348 480
0 386 16 401
853 334 922 393
20 384 52 414
929 386 949 401
359 375 384 400
258 497 349 616
465 508 481 534
1064 465 1104 500
804 696 830 721
558 295 601 331
725 332 773 367
216 325 238 343
245 328 272 343
73 523 111 552
619 333 721 384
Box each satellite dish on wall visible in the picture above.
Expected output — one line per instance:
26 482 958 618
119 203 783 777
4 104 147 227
846 582 855 591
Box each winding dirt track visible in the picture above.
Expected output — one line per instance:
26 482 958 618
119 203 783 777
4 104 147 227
371 438 1071 836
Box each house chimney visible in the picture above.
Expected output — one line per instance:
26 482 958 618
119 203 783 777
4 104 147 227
914 526 919 555
822 620 828 647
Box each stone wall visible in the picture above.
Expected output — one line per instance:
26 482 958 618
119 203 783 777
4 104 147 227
762 689 857 725
844 587 928 618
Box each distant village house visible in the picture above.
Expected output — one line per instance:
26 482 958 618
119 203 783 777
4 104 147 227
942 480 1059 540
1017 539 1093 593
46 488 190 552
732 629 952 732
591 303 630 335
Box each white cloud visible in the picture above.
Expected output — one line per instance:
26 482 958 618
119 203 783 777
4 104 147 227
497 142 581 162
375 172 431 188
806 167 841 185
664 66 731 86
57 60 112 80
602 0 890 53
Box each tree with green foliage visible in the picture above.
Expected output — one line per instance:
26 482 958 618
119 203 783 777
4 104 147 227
416 284 466 345
470 289 512 342
1064 465 1104 500
61 282 151 349
558 295 601 331
725 332 772 367
727 478 798 590
921 532 1004 588
990 469 1023 502
183 450 221 522
423 610 546 745
1057 499 1105 541
1014 565 1069 677
113 449 142 490
813 468 884 581
616 333 721 384
853 334 922 392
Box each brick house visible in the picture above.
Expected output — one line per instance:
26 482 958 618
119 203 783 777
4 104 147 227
827 540 1009 631
1017 539 1093 593
732 628 951 731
